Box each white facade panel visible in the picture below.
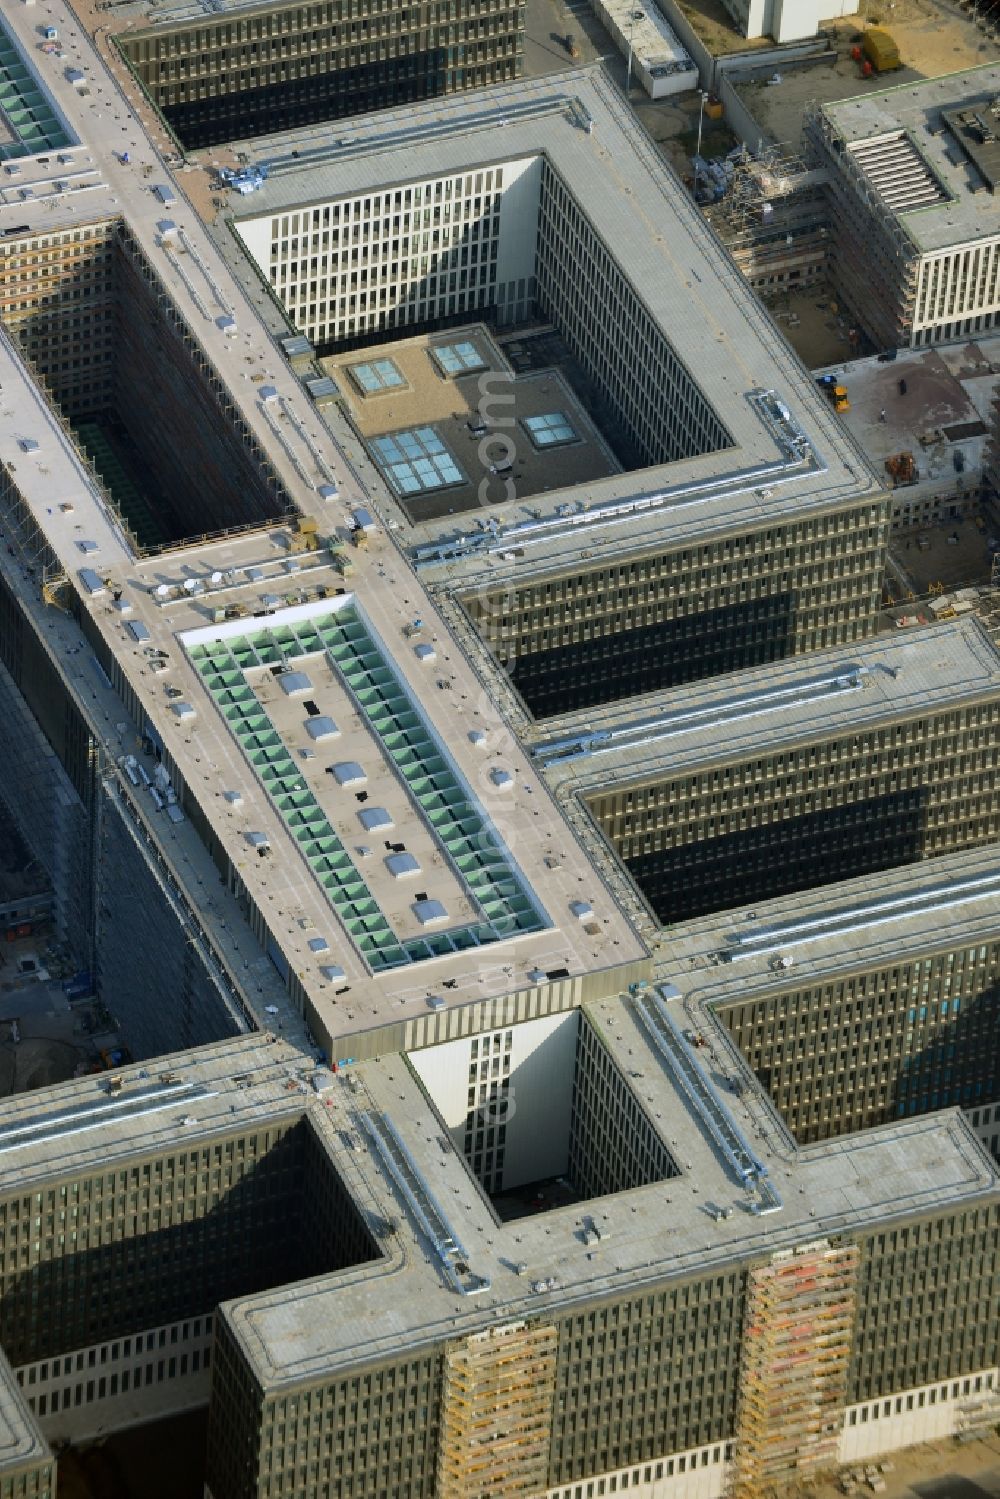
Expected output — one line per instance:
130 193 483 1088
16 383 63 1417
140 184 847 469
16 1313 214 1445
839 1367 1000 1462
912 236 1000 344
235 156 541 347
408 1009 579 1192
545 1439 731 1499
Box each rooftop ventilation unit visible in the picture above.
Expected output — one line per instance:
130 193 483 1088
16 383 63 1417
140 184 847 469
304 715 339 741
78 569 106 597
359 807 393 832
331 762 366 787
413 898 448 926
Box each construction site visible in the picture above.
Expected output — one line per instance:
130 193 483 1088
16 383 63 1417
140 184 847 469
701 144 832 300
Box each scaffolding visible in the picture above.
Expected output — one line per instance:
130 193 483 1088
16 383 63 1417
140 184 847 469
436 1321 558 1499
977 552 1000 646
955 1376 1000 1436
704 144 831 294
731 1240 859 1498
803 104 921 349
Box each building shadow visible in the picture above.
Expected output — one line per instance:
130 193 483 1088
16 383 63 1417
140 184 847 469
628 784 929 926
507 590 800 718
0 1117 377 1367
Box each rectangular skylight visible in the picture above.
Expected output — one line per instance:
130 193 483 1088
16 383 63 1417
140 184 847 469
523 411 578 448
432 340 488 377
349 358 406 394
370 427 464 496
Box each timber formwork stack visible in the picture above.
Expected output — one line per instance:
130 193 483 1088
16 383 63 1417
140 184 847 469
436 1321 557 1499
731 1240 860 1498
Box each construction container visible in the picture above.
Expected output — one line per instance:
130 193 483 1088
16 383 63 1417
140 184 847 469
862 29 901 72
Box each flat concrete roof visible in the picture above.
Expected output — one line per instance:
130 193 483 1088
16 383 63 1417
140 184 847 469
325 326 620 525
535 615 1000 789
816 65 1000 255
0 9 646 1047
124 0 346 27
815 335 1000 510
1 1023 988 1394
0 450 644 1042
652 842 1000 1015
226 1012 996 1387
230 68 882 575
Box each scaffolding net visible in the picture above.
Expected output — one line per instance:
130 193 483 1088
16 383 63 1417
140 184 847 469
731 1239 860 1497
436 1321 557 1499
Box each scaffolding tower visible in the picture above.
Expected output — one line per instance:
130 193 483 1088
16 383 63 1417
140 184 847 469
731 1240 860 1498
436 1321 557 1499
803 103 921 350
978 552 1000 645
704 143 831 294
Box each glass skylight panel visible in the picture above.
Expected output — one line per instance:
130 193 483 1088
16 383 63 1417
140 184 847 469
433 341 488 376
370 427 463 495
349 358 406 394
523 411 577 448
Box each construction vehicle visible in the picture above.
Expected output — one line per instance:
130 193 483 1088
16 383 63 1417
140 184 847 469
885 451 916 486
100 1046 133 1070
816 373 850 412
861 28 901 73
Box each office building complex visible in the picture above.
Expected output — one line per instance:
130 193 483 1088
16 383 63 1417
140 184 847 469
0 10 995 1498
117 0 524 152
806 65 1000 350
542 619 1000 923
231 75 886 718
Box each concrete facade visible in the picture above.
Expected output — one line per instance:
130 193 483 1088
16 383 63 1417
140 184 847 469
0 8 994 1498
119 0 525 151
807 67 1000 349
